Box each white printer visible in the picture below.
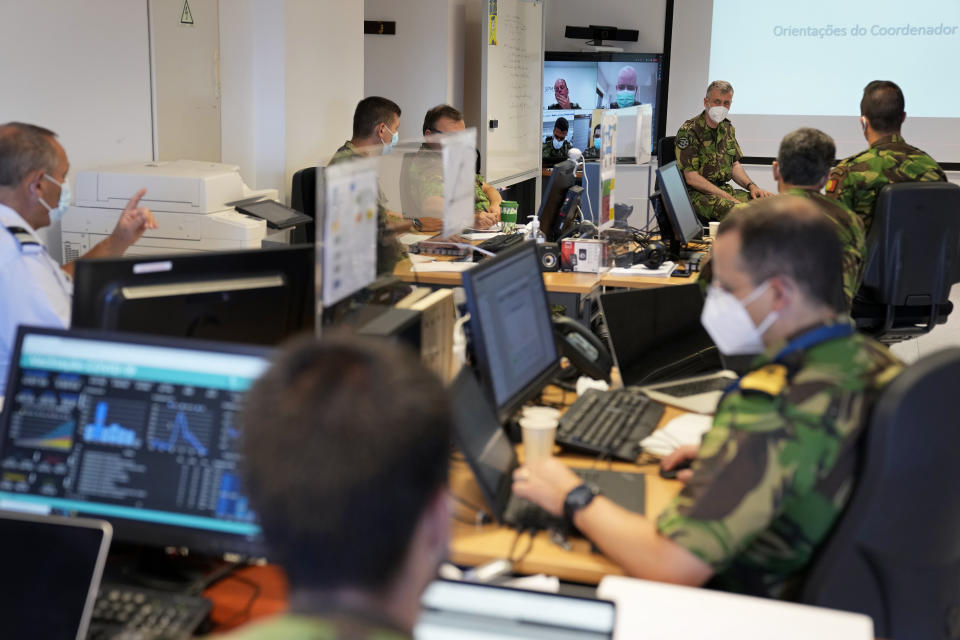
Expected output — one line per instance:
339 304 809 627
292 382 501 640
61 160 286 260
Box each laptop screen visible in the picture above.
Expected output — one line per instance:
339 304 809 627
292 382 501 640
600 284 720 386
416 579 616 639
462 241 561 423
449 368 517 522
0 326 270 557
0 511 111 640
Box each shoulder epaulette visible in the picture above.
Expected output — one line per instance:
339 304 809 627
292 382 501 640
2 224 39 248
738 364 789 397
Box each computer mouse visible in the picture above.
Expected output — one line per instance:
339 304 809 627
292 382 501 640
659 460 692 480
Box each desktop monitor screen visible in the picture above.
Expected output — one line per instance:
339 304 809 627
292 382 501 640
0 326 270 557
656 161 703 248
537 159 581 242
543 52 664 156
461 241 561 423
71 245 314 346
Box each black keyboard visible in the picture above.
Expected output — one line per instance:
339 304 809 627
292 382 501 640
557 387 666 461
87 583 211 639
475 233 524 258
649 375 732 398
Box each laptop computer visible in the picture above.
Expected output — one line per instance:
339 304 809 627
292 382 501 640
416 579 616 639
600 284 740 414
450 368 644 532
0 510 112 640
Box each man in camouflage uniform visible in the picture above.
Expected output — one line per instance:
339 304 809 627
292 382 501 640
543 116 572 163
402 105 499 233
328 96 407 275
513 198 901 600
675 81 773 221
773 128 865 308
826 80 946 234
216 334 453 639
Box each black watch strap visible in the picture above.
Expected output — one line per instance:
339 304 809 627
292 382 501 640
563 483 599 528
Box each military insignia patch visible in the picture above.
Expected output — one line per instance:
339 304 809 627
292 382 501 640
738 364 788 397
825 178 838 193
676 136 690 150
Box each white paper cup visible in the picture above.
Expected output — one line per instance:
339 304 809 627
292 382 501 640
521 406 561 422
520 416 558 464
708 221 720 238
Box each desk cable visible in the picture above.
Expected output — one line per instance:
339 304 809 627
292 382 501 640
508 527 537 567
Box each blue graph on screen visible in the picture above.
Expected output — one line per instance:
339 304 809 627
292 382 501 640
150 411 209 457
82 401 141 447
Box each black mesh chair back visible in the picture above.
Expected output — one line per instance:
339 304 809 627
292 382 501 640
801 347 960 638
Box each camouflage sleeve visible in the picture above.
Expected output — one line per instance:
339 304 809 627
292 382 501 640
675 125 700 173
824 161 857 212
657 392 792 570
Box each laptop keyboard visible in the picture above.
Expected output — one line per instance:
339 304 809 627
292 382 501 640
557 387 666 461
87 583 211 639
649 375 733 398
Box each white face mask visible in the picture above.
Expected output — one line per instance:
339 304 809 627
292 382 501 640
39 173 71 224
552 136 565 150
707 105 729 123
701 281 778 355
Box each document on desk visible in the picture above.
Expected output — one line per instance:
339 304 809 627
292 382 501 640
640 413 713 457
461 232 501 241
609 261 677 277
411 261 477 273
400 232 432 246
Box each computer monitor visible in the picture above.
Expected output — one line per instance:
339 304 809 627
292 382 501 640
461 241 561 423
543 51 665 156
0 326 270 557
653 161 704 258
71 245 314 346
537 159 583 242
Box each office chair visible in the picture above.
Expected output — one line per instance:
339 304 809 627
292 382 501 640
800 347 960 638
657 136 676 166
290 166 316 243
852 182 960 344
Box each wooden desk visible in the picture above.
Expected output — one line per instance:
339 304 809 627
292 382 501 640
600 272 700 289
449 404 686 585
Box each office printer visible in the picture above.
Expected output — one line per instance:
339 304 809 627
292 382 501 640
61 160 286 259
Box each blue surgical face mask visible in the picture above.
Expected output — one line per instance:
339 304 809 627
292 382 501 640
40 173 71 224
594 137 601 150
552 136 565 150
381 124 399 155
616 90 636 108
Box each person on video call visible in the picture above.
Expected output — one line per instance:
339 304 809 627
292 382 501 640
547 78 580 110
675 80 774 221
542 117 573 163
608 66 644 109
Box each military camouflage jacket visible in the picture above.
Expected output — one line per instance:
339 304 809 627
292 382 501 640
407 145 494 216
825 133 946 233
786 188 866 308
210 612 410 639
543 137 573 162
329 141 405 275
675 112 743 185
658 323 902 599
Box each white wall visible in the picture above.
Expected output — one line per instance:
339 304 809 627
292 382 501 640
220 0 363 202
365 0 459 136
544 0 667 52
150 0 222 162
0 0 154 260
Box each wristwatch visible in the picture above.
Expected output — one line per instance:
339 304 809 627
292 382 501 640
412 218 423 232
563 483 599 528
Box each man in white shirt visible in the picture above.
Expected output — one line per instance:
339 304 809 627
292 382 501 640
0 122 156 389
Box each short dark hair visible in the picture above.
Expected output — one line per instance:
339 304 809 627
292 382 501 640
718 196 845 312
554 117 569 132
0 122 58 188
777 128 836 186
860 80 905 134
353 96 401 139
423 104 463 135
240 333 451 591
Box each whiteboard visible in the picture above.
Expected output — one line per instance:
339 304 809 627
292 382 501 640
481 0 544 186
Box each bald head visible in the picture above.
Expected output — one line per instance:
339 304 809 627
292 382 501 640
616 66 638 92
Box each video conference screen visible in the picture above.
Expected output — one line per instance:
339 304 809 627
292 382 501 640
543 52 664 156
